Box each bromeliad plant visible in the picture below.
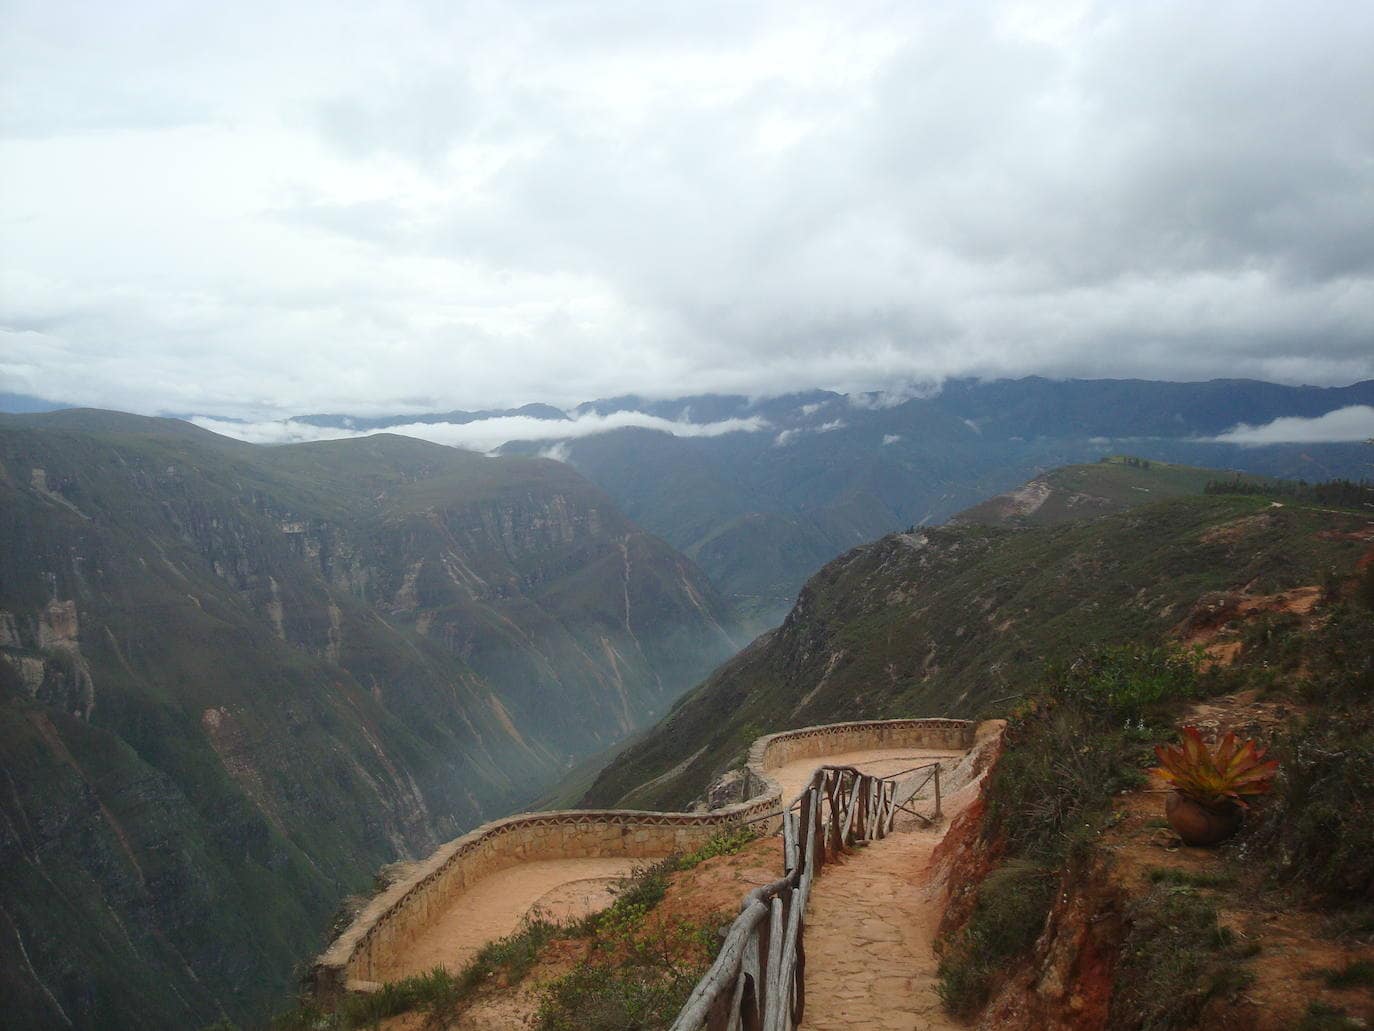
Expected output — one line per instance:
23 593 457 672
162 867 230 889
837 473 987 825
1151 726 1279 809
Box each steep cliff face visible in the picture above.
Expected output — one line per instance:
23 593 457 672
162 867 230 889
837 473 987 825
0 411 740 1029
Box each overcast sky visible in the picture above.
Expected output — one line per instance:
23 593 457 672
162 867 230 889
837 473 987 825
2 0 1372 419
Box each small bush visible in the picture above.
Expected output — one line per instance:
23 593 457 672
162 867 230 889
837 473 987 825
536 962 701 1031
1322 959 1374 988
1109 885 1253 1031
538 912 722 1031
983 647 1199 862
983 700 1141 860
937 860 1056 1016
1242 712 1374 900
1147 867 1234 889
272 918 566 1030
677 826 758 870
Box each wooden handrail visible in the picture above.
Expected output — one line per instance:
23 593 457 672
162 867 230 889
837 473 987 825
670 761 946 1030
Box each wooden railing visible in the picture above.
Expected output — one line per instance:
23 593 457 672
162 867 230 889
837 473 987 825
670 762 942 1031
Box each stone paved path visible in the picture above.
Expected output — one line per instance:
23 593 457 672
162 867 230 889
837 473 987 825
799 827 961 1031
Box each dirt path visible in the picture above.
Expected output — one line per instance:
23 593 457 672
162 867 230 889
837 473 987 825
378 856 642 980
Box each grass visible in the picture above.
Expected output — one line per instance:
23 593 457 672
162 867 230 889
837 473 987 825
274 846 736 1031
1241 708 1374 901
939 646 1218 1018
1322 959 1374 989
537 852 726 1031
1147 867 1235 889
1298 1002 1366 1031
676 826 758 870
271 917 568 1030
936 860 1057 1017
1108 885 1254 1031
535 957 705 1031
982 647 1197 862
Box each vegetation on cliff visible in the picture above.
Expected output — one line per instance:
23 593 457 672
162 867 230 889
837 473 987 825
935 538 1374 1028
583 462 1370 812
0 410 742 1030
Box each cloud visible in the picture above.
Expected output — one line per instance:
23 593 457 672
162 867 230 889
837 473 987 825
190 409 769 452
882 434 901 445
2 1 1374 417
1209 406 1374 445
774 418 845 447
537 441 572 463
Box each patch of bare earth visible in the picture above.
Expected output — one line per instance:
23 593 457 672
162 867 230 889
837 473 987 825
1174 584 1323 667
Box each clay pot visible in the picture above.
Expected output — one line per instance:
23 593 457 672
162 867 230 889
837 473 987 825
1165 792 1242 846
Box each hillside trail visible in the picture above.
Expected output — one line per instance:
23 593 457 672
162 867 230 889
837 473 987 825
795 744 992 1031
381 745 964 983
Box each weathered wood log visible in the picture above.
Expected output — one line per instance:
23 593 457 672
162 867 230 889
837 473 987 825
670 901 768 1030
763 896 784 1028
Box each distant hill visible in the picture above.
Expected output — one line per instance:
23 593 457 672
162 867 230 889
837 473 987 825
0 410 741 1029
948 456 1221 527
580 475 1373 812
504 378 1374 632
197 378 1374 635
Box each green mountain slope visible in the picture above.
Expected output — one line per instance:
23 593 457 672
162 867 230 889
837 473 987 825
948 456 1221 527
0 411 741 1029
581 481 1373 812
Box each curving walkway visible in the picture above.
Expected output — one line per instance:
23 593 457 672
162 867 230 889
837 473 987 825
376 857 642 980
378 747 964 983
315 718 978 1005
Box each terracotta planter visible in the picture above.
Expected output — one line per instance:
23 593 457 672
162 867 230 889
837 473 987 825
1165 792 1242 846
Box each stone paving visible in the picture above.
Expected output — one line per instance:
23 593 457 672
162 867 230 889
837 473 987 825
800 827 961 1031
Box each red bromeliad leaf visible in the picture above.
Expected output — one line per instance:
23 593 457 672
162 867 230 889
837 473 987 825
1149 725 1278 807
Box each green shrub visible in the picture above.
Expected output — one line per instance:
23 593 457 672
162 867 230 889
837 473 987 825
536 962 702 1031
1322 959 1374 989
1242 712 1374 900
568 857 678 940
1108 885 1253 1031
983 700 1141 861
936 860 1056 1016
272 918 566 1030
538 912 720 1031
677 826 758 870
1061 646 1203 724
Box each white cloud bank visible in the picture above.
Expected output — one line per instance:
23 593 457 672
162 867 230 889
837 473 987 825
191 410 769 452
3 1 1374 418
1210 405 1374 445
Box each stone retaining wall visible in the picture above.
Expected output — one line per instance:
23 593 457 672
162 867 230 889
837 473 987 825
312 717 974 999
